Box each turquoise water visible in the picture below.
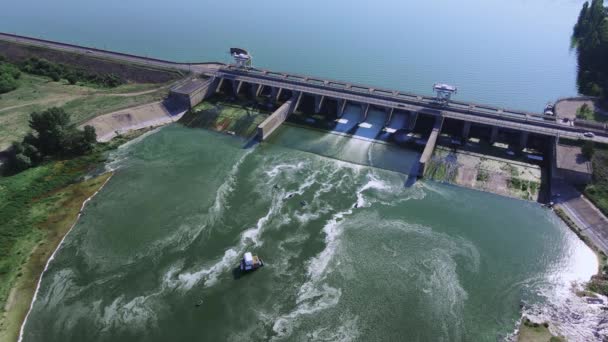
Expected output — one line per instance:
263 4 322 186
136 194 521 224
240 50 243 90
0 0 582 110
21 126 597 341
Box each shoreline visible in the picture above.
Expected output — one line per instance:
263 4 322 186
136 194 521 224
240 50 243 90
16 173 113 342
0 172 113 342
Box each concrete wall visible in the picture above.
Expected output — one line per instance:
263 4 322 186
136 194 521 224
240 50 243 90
188 78 217 107
257 96 297 140
418 116 444 177
169 77 217 108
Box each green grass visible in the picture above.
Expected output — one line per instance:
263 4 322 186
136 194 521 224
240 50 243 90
181 96 270 137
62 90 167 125
584 149 608 216
476 169 489 182
576 103 608 122
518 318 565 342
585 184 608 216
0 127 151 341
0 164 112 342
0 152 108 306
0 73 167 150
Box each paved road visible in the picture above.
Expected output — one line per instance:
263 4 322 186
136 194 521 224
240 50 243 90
553 180 608 253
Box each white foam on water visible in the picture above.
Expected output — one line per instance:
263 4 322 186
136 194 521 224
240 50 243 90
104 127 165 172
265 161 307 178
306 314 361 342
176 248 239 289
173 184 288 290
207 148 254 225
99 294 162 333
271 284 342 340
513 229 608 341
355 173 392 208
270 173 395 339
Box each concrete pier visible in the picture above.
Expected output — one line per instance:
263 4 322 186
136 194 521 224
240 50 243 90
408 112 418 131
362 104 370 122
462 121 471 139
270 87 279 103
490 126 499 144
257 93 299 140
385 108 394 126
519 132 529 150
314 95 325 114
255 84 264 97
294 92 303 113
275 88 283 102
251 84 260 98
338 99 347 117
230 80 239 97
418 116 444 177
215 77 225 93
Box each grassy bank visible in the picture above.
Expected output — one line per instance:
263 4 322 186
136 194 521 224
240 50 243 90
0 127 149 341
583 145 608 216
0 171 112 342
0 73 167 150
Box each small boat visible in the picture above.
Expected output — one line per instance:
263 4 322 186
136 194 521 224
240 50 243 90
240 252 264 272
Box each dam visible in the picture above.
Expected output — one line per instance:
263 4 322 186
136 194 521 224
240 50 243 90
1 32 603 180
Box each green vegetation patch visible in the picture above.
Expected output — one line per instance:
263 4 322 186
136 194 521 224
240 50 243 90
4 107 97 174
0 151 107 312
518 318 564 342
0 73 166 150
180 96 270 137
585 148 608 215
576 103 608 122
20 57 122 88
424 156 458 183
476 169 489 182
0 59 21 94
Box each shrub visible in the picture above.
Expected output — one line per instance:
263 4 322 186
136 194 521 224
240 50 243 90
19 57 123 88
5 108 98 174
582 140 595 160
0 62 20 94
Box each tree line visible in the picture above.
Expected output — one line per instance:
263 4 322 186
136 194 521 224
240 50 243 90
573 0 608 99
19 57 123 88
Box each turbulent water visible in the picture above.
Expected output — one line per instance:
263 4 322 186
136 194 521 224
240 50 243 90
21 125 599 341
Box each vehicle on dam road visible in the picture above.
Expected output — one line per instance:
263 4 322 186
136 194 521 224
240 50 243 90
240 252 264 272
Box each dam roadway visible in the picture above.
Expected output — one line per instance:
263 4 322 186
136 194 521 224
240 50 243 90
2 31 607 143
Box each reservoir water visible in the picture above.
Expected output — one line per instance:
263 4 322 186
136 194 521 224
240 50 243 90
0 0 582 111
4 0 602 340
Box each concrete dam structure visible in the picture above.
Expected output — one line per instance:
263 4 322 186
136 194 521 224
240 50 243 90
2 32 606 178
